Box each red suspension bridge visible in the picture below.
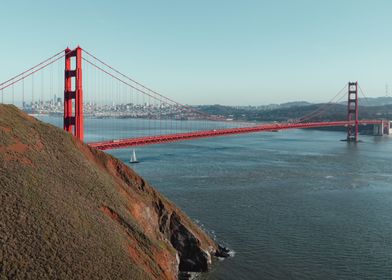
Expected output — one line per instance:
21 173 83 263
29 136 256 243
0 46 388 150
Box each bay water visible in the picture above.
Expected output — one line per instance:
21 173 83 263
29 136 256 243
40 116 392 280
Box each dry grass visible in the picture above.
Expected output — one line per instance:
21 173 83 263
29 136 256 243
0 105 218 280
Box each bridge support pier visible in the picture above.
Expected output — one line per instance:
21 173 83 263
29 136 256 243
64 47 84 141
373 121 391 136
373 122 384 136
384 121 391 135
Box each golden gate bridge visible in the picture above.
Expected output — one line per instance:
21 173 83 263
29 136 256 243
0 46 387 150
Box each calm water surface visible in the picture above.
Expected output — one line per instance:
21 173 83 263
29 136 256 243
42 117 392 280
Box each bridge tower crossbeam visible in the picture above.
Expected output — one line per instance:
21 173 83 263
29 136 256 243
64 47 84 141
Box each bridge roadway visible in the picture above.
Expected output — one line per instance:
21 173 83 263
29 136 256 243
89 120 383 150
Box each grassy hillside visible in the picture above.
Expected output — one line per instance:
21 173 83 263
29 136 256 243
0 105 222 280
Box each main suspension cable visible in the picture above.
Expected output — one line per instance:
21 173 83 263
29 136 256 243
0 50 65 87
298 84 347 122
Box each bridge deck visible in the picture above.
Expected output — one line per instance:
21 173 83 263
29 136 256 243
88 120 383 150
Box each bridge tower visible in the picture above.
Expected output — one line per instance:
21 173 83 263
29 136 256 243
64 47 84 141
347 81 358 142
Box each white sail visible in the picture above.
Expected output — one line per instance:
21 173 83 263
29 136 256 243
132 150 137 162
130 149 138 163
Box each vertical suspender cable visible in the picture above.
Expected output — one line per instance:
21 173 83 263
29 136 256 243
32 73 34 109
41 70 44 104
12 83 14 106
22 78 25 109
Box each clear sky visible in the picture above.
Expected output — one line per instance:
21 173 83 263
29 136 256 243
0 0 391 105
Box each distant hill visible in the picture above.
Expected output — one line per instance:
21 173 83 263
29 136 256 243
344 96 392 107
0 105 226 280
196 98 392 122
278 101 313 108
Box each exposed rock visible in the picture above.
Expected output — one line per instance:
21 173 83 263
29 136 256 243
0 105 229 280
169 212 211 272
215 245 232 258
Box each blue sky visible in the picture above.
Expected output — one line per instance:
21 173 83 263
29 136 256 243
0 0 391 105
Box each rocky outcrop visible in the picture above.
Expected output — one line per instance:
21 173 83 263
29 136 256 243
169 212 211 271
153 198 212 271
0 105 227 280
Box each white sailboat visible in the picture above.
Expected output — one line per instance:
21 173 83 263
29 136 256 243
129 149 139 163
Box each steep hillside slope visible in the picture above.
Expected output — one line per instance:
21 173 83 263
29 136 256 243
0 105 225 280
